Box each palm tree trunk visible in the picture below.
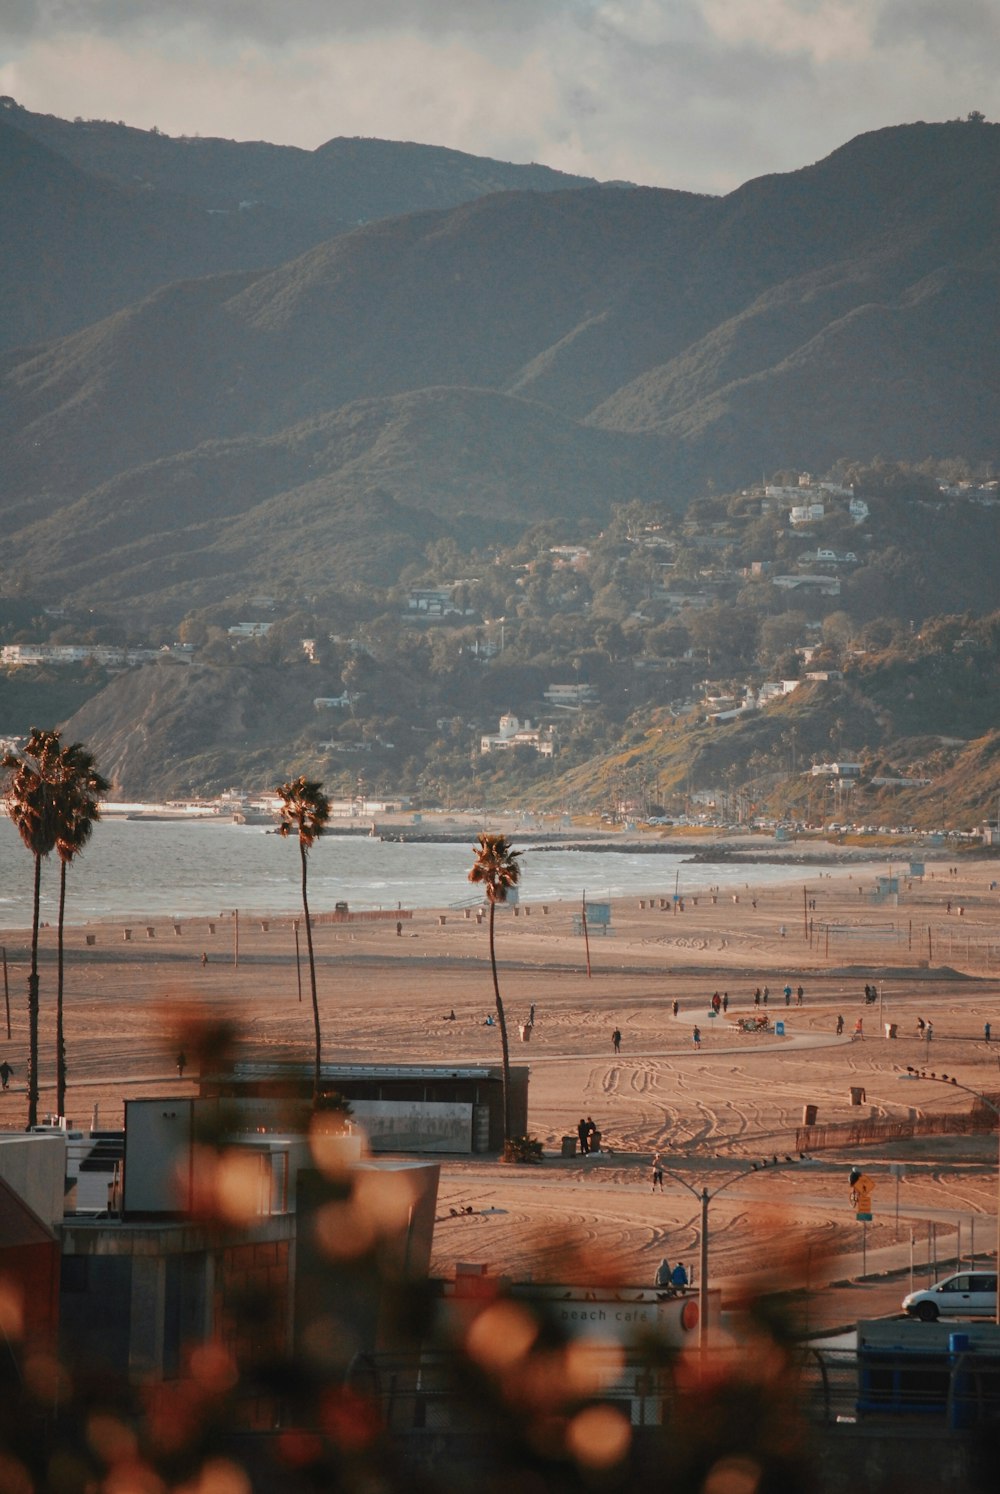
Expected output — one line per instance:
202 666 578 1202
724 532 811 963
300 839 322 1107
56 858 67 1118
27 851 41 1129
488 901 512 1146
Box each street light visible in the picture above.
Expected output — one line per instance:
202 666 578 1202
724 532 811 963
661 1160 799 1352
905 1065 1000 1326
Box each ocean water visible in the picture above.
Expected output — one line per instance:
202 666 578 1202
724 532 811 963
0 815 833 929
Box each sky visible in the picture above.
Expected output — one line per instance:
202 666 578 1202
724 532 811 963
1 1 998 193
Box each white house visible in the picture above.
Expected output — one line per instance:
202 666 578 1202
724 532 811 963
1 643 161 668
788 502 825 526
543 683 598 710
480 714 556 758
313 693 357 710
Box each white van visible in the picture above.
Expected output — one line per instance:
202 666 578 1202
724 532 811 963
902 1271 998 1321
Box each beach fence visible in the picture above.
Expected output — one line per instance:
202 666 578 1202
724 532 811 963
811 919 1000 972
70 907 414 947
797 1105 1000 1154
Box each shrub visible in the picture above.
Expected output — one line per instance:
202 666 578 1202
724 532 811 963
503 1134 544 1164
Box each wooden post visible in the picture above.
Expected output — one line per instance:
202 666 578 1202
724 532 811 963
294 921 302 1004
2 947 9 1040
802 885 808 941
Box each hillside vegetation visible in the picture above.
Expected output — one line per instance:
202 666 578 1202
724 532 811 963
1 109 998 821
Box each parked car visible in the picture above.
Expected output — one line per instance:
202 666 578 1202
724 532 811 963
902 1271 998 1321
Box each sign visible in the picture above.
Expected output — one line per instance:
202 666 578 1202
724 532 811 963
350 1100 473 1152
849 1167 875 1220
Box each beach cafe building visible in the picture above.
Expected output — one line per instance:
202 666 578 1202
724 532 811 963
199 1061 530 1155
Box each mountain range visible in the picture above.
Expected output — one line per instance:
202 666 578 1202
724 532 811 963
2 113 998 621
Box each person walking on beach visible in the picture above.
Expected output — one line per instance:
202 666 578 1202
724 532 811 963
762 986 769 1006
671 1000 679 1018
176 1051 186 1077
784 985 792 1006
796 985 804 1006
651 1153 664 1191
692 1025 701 1048
854 1017 864 1039
577 1118 590 1155
986 1021 992 1044
754 988 761 1008
926 1021 933 1042
836 1014 844 1036
0 1061 12 1090
612 1027 622 1054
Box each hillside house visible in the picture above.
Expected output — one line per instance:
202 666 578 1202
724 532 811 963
772 574 841 597
406 586 475 618
756 679 800 705
548 545 591 568
788 502 825 526
544 683 598 710
1 643 161 668
227 622 273 638
313 693 357 710
480 714 556 758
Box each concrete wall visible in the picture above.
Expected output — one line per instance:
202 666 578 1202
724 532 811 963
0 1133 66 1227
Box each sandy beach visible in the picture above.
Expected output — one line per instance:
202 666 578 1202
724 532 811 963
2 848 999 1330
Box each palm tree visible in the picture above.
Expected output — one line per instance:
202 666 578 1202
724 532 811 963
468 833 522 1152
53 743 109 1118
276 776 331 1107
1 729 62 1128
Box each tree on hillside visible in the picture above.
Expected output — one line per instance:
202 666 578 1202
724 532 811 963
468 833 522 1154
53 742 109 1118
1 729 62 1128
276 776 331 1108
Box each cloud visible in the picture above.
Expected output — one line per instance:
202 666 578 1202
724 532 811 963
1 1 999 191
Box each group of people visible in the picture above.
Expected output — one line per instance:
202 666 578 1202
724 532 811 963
577 1116 601 1154
654 1257 689 1293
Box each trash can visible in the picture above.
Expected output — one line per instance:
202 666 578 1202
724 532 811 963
519 1023 532 1043
561 1135 578 1158
885 1023 897 1039
803 1104 818 1126
850 1086 866 1106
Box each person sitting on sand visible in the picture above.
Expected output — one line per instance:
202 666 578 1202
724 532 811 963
671 1262 689 1291
654 1257 672 1288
